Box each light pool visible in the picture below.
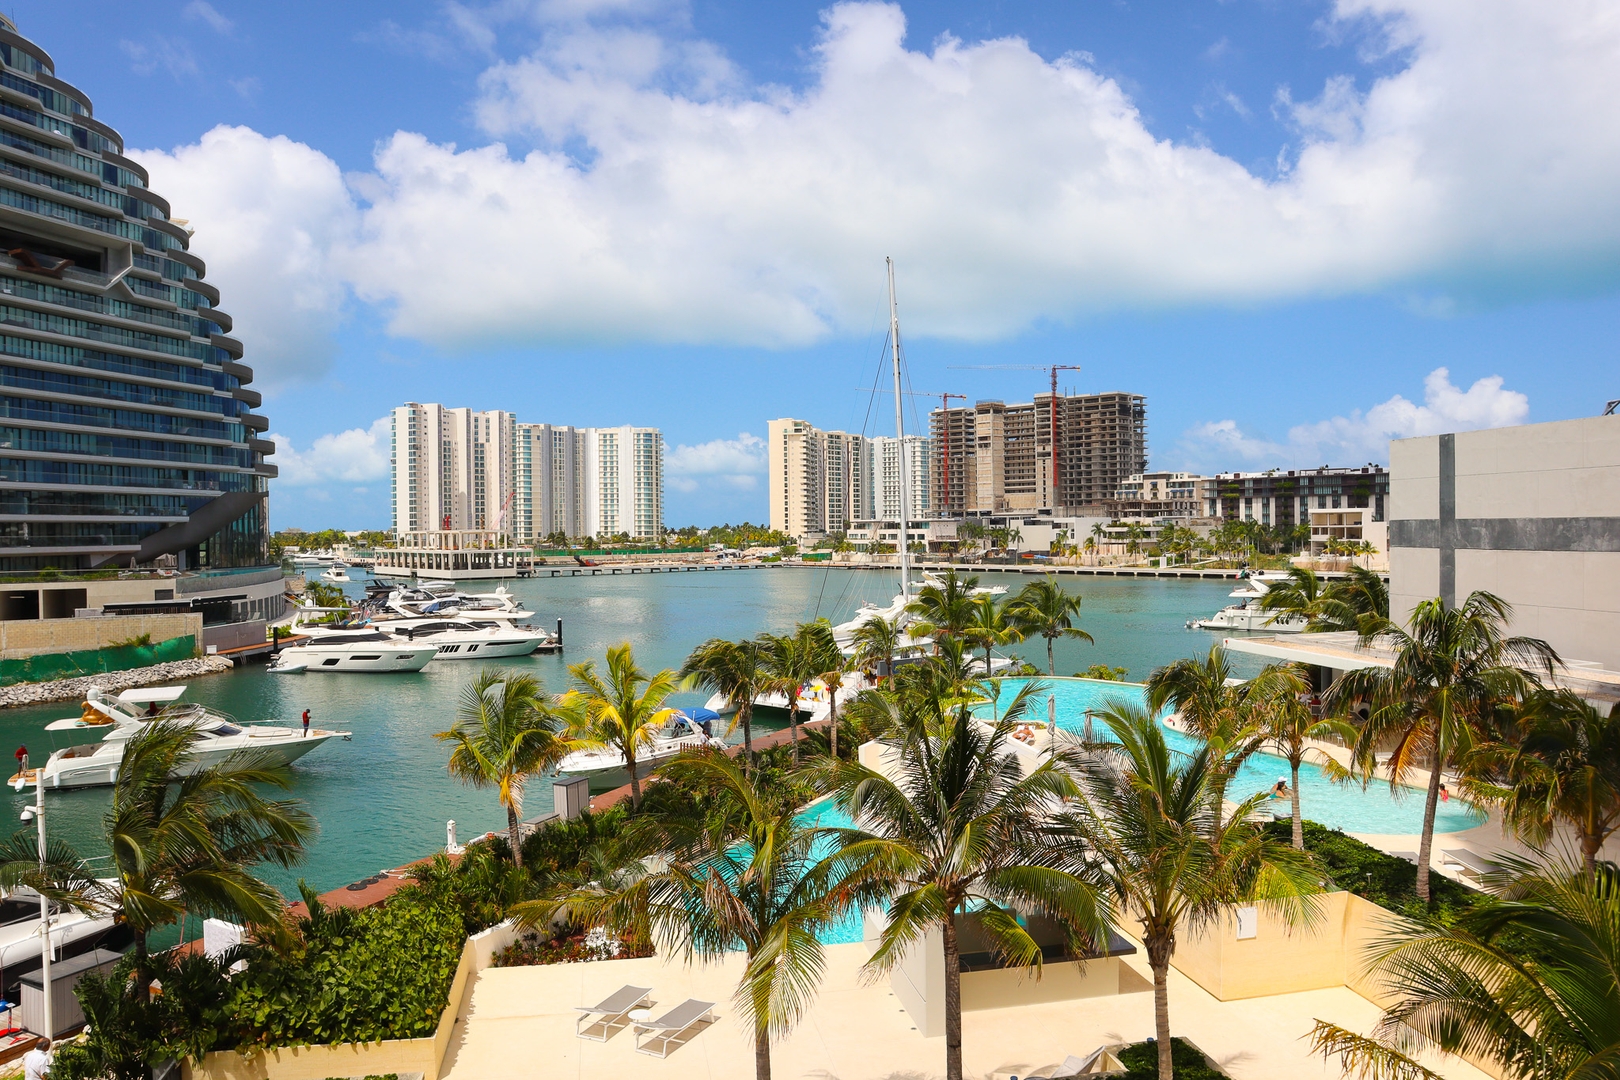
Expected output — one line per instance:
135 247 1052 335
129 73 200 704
979 678 1485 836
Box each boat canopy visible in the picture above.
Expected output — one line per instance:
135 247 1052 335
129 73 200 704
117 686 187 705
681 708 721 724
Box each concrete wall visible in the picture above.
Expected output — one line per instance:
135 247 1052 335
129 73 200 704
0 613 201 659
184 921 518 1080
1390 417 1620 669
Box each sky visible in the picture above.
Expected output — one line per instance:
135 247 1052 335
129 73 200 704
12 0 1619 529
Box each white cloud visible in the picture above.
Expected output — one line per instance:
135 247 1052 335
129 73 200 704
137 0 1620 371
134 127 357 388
1178 367 1529 470
182 1 234 34
666 432 766 492
268 417 392 486
119 37 199 79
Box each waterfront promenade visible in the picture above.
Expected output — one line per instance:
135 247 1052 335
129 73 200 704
531 557 1245 580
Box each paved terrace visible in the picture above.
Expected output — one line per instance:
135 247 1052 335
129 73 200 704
438 937 1492 1080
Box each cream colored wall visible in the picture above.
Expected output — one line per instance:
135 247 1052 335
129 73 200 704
1171 892 1351 1001
0 613 201 659
960 956 1121 1011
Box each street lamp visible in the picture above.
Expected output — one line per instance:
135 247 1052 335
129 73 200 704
12 751 51 1043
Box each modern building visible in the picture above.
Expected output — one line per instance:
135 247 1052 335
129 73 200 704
1108 472 1210 521
1204 466 1389 527
1388 415 1620 670
767 418 878 542
392 404 662 542
930 392 1147 514
870 434 932 523
0 16 284 647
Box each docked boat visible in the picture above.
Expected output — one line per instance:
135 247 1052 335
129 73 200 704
267 628 439 673
1188 572 1307 633
386 617 552 659
8 686 352 789
0 884 124 996
553 712 724 787
320 563 352 583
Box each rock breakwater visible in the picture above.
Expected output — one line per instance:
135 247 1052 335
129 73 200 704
0 655 235 708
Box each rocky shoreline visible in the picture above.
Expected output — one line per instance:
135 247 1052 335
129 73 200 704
0 655 236 709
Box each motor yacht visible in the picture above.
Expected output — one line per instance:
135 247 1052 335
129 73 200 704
267 628 439 673
1188 572 1307 633
320 563 352 583
0 885 123 995
554 712 725 787
386 617 552 659
9 686 352 789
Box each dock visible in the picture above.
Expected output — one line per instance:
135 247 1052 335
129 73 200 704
527 559 1242 581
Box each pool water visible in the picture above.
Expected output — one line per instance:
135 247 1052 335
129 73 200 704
797 799 868 945
980 678 1485 836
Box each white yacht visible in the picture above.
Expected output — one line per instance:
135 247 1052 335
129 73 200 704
1189 572 1307 633
320 563 352 583
382 583 534 620
10 686 352 789
386 617 551 659
267 628 439 673
0 885 119 980
554 713 724 786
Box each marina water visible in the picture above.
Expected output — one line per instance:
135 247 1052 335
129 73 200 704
0 569 1242 904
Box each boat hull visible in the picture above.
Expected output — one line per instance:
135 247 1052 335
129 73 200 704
38 731 345 789
424 636 545 659
269 646 438 673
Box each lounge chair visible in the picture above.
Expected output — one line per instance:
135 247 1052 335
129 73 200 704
575 984 653 1041
634 998 717 1057
1390 850 1420 864
1441 847 1502 880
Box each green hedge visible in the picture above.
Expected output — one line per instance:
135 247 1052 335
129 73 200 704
1266 819 1482 923
0 634 196 685
1118 1038 1227 1079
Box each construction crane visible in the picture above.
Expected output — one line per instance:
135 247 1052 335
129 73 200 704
948 364 1082 506
860 386 965 513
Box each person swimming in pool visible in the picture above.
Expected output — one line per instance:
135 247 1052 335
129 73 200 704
1270 778 1291 799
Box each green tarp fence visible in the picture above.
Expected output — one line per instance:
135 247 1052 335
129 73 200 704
0 634 198 686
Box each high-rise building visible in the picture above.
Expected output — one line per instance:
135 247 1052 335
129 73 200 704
392 404 662 542
0 16 274 574
767 418 883 541
931 392 1147 514
870 434 933 522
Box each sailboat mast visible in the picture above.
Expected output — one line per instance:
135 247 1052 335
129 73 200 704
888 256 912 602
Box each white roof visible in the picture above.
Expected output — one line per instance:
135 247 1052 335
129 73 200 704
116 686 188 705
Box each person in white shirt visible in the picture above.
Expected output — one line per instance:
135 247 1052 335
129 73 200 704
22 1037 50 1080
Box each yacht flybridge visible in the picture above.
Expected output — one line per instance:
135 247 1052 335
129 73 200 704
1188 572 1307 633
8 686 351 789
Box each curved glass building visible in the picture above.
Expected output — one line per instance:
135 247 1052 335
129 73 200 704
0 15 273 576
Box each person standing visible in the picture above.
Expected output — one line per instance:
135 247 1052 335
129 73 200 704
301 709 310 739
22 1037 50 1080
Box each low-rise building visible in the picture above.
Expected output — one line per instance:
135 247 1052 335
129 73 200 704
1205 466 1389 527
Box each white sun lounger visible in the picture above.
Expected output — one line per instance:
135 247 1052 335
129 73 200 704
1390 851 1420 864
634 998 717 1057
1441 848 1502 879
575 984 653 1041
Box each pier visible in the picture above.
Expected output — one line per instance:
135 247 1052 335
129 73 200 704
526 559 1242 581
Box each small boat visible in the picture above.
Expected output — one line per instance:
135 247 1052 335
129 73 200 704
267 629 439 673
320 563 352 583
0 884 124 997
1188 572 1307 633
554 712 724 786
8 686 352 789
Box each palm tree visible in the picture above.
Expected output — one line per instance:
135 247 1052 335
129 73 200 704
435 669 580 867
681 636 769 769
1063 703 1320 1080
801 619 853 761
1145 644 1264 814
759 624 821 766
964 594 1025 677
1467 688 1620 878
1325 592 1558 901
1311 855 1620 1080
1248 665 1359 849
907 569 981 643
1257 566 1328 626
850 614 901 685
1009 576 1093 675
829 694 1103 1080
540 752 871 1080
565 642 682 811
0 720 313 1010
1315 566 1390 634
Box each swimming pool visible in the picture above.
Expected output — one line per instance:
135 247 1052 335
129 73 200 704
797 799 869 945
977 678 1485 835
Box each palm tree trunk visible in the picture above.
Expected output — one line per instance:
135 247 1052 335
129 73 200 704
788 699 801 766
627 747 642 812
828 691 839 761
755 1019 772 1080
1415 763 1443 902
740 702 755 773
1582 833 1599 881
507 804 524 868
1047 636 1055 676
1147 932 1174 1080
942 914 964 1080
1290 760 1303 851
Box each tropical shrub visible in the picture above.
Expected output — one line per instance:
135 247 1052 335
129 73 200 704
1264 820 1480 922
1076 664 1130 681
1118 1038 1227 1079
493 930 655 967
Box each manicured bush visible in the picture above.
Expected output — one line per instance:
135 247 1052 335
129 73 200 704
493 931 655 967
1265 819 1482 923
1117 1037 1227 1079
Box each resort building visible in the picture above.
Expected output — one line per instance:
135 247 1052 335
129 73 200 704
0 14 284 656
1107 471 1211 521
930 392 1147 515
391 404 663 542
1388 414 1620 670
870 433 932 523
767 418 878 542
1205 466 1388 527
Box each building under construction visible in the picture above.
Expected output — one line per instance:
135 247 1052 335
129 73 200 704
930 392 1147 514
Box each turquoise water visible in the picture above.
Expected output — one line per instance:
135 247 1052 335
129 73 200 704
980 677 1485 835
797 799 867 945
0 569 1242 901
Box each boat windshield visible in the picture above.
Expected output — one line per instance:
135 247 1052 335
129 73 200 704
209 723 244 736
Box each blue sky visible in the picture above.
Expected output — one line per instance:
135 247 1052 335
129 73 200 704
14 0 1620 528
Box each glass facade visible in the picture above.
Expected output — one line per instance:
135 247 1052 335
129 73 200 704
0 17 273 571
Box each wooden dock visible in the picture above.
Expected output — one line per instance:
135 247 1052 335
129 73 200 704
528 560 1241 581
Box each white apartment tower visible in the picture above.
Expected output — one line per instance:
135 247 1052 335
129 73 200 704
871 434 933 522
393 404 663 541
768 419 888 542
